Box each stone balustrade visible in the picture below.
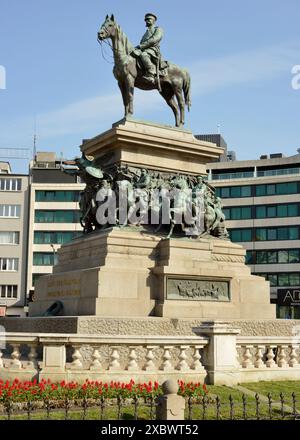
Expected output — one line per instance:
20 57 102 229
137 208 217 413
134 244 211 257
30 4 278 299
237 336 300 382
1 329 300 385
0 333 208 383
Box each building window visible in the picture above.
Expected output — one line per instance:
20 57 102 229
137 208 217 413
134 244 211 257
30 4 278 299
0 231 20 245
0 285 18 298
229 229 252 242
33 252 57 265
34 231 82 244
0 258 19 271
225 203 299 220
0 178 21 191
35 190 80 202
255 272 300 287
215 182 299 198
0 205 21 217
34 210 81 223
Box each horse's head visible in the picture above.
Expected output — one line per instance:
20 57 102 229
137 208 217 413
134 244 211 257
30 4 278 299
98 14 117 41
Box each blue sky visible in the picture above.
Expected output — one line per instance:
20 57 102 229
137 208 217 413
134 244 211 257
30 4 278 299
0 0 299 173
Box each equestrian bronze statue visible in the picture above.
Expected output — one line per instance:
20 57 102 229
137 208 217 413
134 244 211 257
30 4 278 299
97 13 191 127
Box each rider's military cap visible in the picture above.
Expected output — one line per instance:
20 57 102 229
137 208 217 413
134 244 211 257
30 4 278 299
144 13 157 21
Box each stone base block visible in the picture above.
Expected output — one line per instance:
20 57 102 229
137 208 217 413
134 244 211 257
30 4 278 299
29 228 275 320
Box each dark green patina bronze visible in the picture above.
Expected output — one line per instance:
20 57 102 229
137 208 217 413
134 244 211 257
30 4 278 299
97 14 191 127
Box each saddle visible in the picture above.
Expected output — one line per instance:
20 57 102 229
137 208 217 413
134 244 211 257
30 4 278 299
136 57 169 79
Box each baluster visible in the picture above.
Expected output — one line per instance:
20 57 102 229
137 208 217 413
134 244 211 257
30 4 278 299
143 346 156 371
90 347 102 370
26 344 38 369
289 345 298 367
126 346 139 371
277 345 288 368
266 345 277 368
108 347 121 371
0 349 3 368
160 346 174 371
10 344 22 369
242 345 254 368
176 345 190 371
254 345 266 368
70 345 83 369
191 345 205 371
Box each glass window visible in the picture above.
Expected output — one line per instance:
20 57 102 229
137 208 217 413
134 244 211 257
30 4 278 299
0 178 21 191
267 229 277 240
256 229 266 241
289 273 300 286
35 190 79 202
266 184 276 195
241 207 252 219
277 228 288 240
0 231 19 244
277 205 288 217
231 207 241 219
245 250 254 264
289 249 299 263
257 251 268 264
256 206 266 218
278 250 289 263
222 208 230 220
278 274 289 286
267 251 277 263
266 206 276 217
289 227 299 239
0 205 20 217
268 274 278 286
221 187 230 198
33 252 55 265
230 187 241 198
241 229 252 241
229 230 241 242
241 186 251 197
35 210 80 223
255 185 266 196
287 204 298 217
0 285 18 298
277 182 298 195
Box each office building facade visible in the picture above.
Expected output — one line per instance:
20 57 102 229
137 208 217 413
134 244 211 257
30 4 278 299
0 162 29 316
26 153 84 303
207 152 300 318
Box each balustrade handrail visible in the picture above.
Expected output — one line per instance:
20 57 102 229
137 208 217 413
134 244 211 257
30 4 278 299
237 336 300 344
0 332 209 346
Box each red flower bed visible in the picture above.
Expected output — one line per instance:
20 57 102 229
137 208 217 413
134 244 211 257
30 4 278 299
0 379 207 403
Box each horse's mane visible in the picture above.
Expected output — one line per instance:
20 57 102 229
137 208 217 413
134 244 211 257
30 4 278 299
115 23 134 55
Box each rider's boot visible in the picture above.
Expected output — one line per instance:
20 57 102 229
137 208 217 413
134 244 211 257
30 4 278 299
140 53 156 84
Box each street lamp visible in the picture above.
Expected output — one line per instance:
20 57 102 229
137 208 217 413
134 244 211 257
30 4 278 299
50 243 57 266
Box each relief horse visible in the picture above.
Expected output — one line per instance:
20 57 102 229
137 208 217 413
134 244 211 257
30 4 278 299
97 14 191 127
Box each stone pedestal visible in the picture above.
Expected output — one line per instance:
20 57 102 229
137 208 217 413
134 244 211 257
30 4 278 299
29 228 276 320
80 118 223 175
29 119 276 321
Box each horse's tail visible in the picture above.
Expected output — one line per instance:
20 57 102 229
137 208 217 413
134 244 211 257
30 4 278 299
183 70 191 111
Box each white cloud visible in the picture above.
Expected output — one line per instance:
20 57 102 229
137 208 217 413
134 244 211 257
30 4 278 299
191 42 300 94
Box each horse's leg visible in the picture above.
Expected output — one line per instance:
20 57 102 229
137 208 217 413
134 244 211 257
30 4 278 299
124 78 135 116
175 88 185 127
160 86 180 127
118 81 130 117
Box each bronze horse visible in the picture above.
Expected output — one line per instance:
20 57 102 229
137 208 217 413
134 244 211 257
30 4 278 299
97 15 191 127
